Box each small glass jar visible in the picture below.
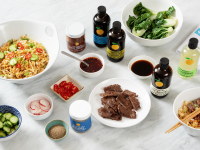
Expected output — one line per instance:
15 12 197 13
69 100 92 133
65 22 86 53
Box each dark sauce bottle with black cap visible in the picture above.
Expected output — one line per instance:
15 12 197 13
150 57 173 99
93 6 110 48
107 21 126 62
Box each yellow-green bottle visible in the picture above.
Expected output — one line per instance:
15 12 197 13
177 38 199 79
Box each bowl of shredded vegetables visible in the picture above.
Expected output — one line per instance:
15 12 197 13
0 20 59 84
121 0 183 46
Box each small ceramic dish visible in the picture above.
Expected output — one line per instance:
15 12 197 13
45 119 69 141
128 55 156 79
0 105 22 141
50 74 84 102
79 53 105 78
24 93 53 120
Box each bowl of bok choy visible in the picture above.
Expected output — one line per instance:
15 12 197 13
121 0 183 46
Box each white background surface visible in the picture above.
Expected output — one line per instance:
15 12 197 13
0 0 200 149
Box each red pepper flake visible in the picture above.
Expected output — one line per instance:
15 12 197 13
80 57 103 73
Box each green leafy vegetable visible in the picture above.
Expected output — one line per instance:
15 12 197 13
165 6 175 18
126 15 136 31
133 2 154 16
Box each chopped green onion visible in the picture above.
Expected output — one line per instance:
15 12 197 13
21 38 29 40
4 51 7 55
194 104 198 108
17 57 21 61
24 61 28 65
8 39 13 44
32 46 37 49
24 71 29 76
29 43 35 48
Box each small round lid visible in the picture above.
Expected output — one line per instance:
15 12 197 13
65 22 85 38
188 38 198 49
159 57 169 70
98 6 106 18
69 100 91 121
113 21 121 33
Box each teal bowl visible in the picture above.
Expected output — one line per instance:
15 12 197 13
45 119 69 141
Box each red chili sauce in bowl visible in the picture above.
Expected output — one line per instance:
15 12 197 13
80 57 103 73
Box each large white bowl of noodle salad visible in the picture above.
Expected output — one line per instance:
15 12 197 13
0 20 59 84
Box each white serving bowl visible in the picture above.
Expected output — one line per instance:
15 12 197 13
24 93 53 120
128 55 156 79
0 20 59 84
173 87 200 136
79 53 105 78
121 0 183 46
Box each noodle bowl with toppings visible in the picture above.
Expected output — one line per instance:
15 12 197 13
0 35 49 79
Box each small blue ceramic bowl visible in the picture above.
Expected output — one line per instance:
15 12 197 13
0 105 22 141
45 119 69 141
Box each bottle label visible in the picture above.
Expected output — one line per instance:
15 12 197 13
150 83 170 96
107 47 124 59
177 65 197 78
93 34 107 45
70 117 92 132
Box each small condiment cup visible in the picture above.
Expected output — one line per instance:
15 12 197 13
79 53 105 78
128 55 156 79
45 119 69 141
24 93 53 120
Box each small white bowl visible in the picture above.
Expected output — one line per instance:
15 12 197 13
121 0 183 46
128 55 156 79
79 53 105 78
24 93 53 120
173 87 200 136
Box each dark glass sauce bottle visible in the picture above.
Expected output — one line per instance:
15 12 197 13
150 57 173 99
93 6 110 48
107 21 126 62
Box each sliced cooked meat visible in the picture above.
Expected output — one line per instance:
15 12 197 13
98 107 113 118
103 104 117 114
129 95 140 111
108 113 122 121
100 91 121 97
187 103 196 113
116 94 132 110
122 90 137 97
98 107 122 121
104 84 123 93
101 96 119 112
118 105 136 119
197 99 200 107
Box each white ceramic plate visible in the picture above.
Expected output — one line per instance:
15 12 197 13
89 78 151 128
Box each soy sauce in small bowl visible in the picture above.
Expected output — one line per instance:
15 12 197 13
131 60 154 76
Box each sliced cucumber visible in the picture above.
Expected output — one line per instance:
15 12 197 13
3 126 10 133
0 121 3 128
0 52 5 59
8 128 15 135
9 44 17 52
14 125 19 130
30 54 38 61
5 113 12 120
9 58 18 66
0 131 6 137
0 113 2 119
4 121 12 128
1 116 5 122
10 116 18 125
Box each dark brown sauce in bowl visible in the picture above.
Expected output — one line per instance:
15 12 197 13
131 60 154 76
80 57 103 73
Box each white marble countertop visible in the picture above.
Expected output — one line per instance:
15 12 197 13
1 0 200 149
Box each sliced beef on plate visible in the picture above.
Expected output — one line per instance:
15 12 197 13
118 105 136 119
101 96 119 112
104 84 123 93
122 90 138 97
128 95 141 111
98 107 122 121
197 99 200 107
100 91 121 97
187 103 196 113
116 94 132 110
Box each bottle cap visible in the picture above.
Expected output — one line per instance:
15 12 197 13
188 38 198 49
159 57 169 70
98 6 106 18
113 21 121 33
